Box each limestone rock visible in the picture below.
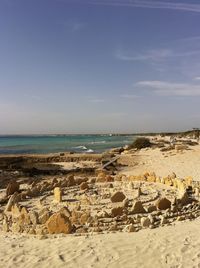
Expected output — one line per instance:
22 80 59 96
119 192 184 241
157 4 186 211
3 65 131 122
93 226 102 233
46 212 72 234
105 175 114 182
67 175 76 187
156 198 171 210
52 178 58 185
11 204 21 216
156 177 161 183
176 181 187 192
61 179 68 188
171 205 178 213
147 205 157 213
137 187 142 197
195 188 199 198
23 189 32 198
38 208 49 217
59 207 71 218
179 191 190 206
19 207 31 225
96 177 106 183
96 171 109 183
19 191 29 200
129 182 134 190
11 222 22 233
40 183 48 193
80 182 89 191
141 217 151 228
70 210 82 225
6 181 19 196
123 224 136 232
79 212 91 225
131 201 146 214
184 176 193 187
29 211 39 225
147 215 154 224
176 215 185 221
111 192 126 203
35 226 48 236
76 227 88 234
170 172 176 180
2 220 9 232
38 211 51 224
123 198 129 208
108 224 118 231
28 228 36 235
4 192 19 212
54 187 62 202
147 175 156 183
163 177 173 187
160 215 167 225
29 186 40 197
111 207 124 217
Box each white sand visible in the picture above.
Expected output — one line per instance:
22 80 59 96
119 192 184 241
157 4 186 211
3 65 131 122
53 161 98 170
0 218 200 268
120 145 200 181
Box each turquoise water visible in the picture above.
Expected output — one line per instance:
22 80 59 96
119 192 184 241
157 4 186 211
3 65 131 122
0 135 136 154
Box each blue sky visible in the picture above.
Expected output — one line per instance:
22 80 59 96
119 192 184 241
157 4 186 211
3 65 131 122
1 0 200 134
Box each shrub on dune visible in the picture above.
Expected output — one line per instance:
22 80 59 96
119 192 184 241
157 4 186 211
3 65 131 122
128 137 151 150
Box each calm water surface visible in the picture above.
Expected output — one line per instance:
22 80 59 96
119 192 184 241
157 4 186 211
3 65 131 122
0 135 136 154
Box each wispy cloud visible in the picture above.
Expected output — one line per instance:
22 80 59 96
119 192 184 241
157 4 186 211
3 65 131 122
115 33 200 78
136 80 200 96
194 77 200 81
115 48 200 62
64 0 200 13
115 49 172 61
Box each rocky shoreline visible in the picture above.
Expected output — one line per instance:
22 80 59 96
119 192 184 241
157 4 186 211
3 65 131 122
0 142 199 237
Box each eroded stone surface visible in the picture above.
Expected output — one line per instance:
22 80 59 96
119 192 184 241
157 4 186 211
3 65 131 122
132 201 146 214
46 213 72 234
156 198 171 210
111 192 126 203
6 181 19 197
0 168 199 236
54 187 62 202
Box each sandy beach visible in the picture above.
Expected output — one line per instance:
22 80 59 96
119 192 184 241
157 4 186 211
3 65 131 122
0 217 200 268
0 135 200 268
120 144 200 181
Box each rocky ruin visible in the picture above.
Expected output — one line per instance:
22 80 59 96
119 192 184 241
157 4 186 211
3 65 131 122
0 165 199 238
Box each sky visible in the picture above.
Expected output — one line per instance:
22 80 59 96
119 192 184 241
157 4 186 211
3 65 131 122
1 0 200 134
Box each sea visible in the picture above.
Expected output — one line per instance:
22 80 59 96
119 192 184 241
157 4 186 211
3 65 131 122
0 135 136 154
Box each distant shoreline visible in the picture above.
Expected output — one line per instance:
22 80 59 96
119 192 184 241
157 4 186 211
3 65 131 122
0 129 198 137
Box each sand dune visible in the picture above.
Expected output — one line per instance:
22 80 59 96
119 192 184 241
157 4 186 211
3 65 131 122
0 218 199 268
120 145 200 181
